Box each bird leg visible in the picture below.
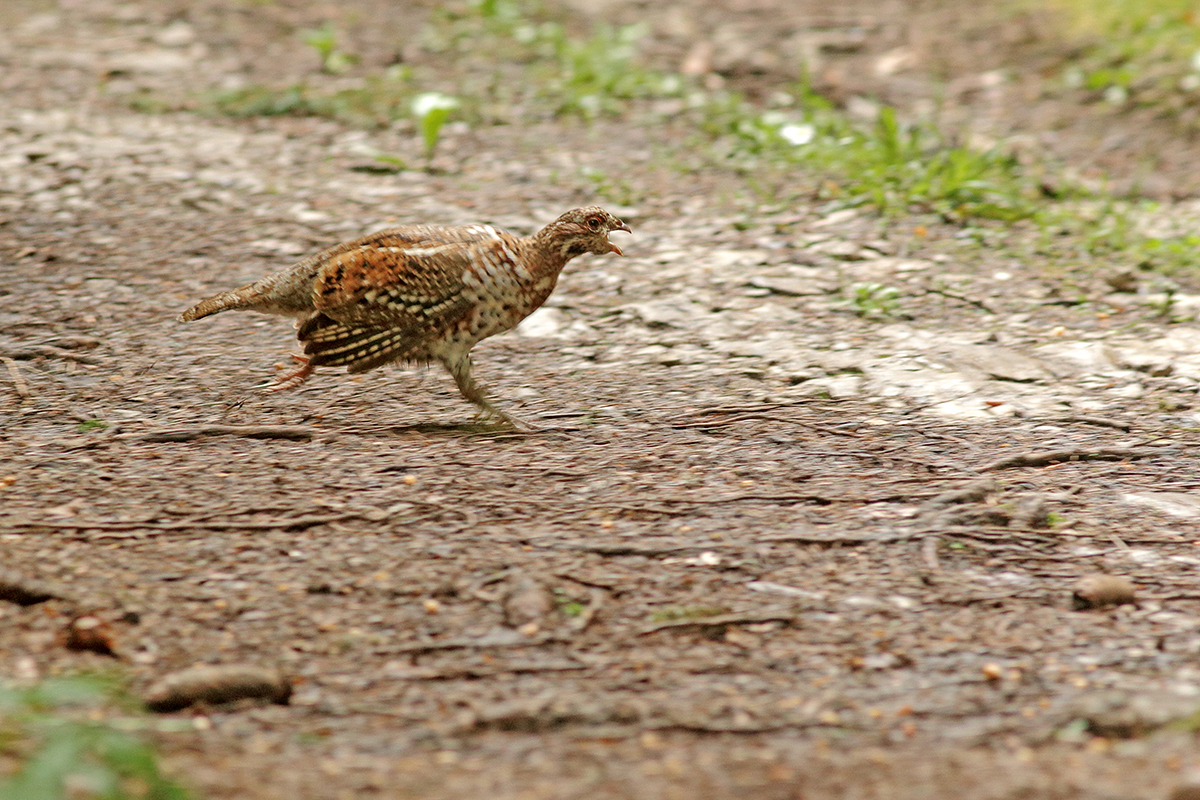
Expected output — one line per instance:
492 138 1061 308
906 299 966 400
442 354 524 428
267 354 315 392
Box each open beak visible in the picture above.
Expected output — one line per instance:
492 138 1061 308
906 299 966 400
608 221 632 255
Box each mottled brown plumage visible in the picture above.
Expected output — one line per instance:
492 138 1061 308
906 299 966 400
178 207 632 425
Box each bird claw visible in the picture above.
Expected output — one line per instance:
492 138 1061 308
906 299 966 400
260 354 314 392
471 406 537 431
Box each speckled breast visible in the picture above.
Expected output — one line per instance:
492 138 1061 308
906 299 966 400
457 241 559 345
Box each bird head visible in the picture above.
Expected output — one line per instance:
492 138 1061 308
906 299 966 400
541 206 633 258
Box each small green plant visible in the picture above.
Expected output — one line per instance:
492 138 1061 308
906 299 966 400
77 419 108 433
411 92 461 161
534 21 677 118
551 588 586 617
699 89 1042 221
300 23 357 75
580 166 641 206
424 0 680 119
0 676 197 800
849 283 902 318
209 67 414 128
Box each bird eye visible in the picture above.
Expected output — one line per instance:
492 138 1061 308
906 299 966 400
586 216 602 231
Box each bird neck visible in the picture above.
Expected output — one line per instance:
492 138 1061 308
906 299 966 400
526 228 578 276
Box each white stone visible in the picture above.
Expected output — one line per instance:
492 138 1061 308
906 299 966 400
1122 492 1200 518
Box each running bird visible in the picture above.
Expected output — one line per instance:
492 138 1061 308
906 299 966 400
178 207 632 426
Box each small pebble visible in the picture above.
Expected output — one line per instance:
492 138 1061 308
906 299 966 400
145 664 292 712
1170 769 1200 800
1072 575 1136 610
503 575 552 627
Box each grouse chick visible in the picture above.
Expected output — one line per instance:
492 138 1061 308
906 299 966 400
178 207 631 426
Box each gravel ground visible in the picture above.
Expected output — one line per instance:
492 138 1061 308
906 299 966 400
4 2 1200 798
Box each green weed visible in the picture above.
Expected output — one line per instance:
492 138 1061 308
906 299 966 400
848 283 902 318
411 92 461 160
300 23 357 75
0 675 197 800
77 420 108 433
559 602 585 617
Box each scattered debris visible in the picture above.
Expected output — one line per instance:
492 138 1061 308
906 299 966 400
919 479 999 511
502 574 553 628
1010 495 1051 529
63 614 119 656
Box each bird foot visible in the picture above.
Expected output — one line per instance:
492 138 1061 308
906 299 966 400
471 406 538 431
261 354 315 392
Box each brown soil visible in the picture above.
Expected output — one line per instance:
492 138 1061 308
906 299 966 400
3 2 1200 799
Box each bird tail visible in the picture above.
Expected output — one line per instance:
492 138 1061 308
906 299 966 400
298 314 417 373
177 283 265 322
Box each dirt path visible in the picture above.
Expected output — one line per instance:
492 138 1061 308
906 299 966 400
4 2 1200 798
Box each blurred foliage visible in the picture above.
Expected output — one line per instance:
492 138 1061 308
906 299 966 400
300 22 358 75
0 675 198 800
411 91 461 159
1040 0 1200 113
130 0 1200 268
696 88 1046 221
211 66 413 128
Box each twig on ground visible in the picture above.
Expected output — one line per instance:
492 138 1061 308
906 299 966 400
1054 415 1133 431
757 531 922 545
921 285 996 313
922 536 941 572
550 542 715 557
383 631 569 655
383 662 588 680
639 607 796 635
137 425 315 442
979 447 1159 472
918 479 999 513
1 357 29 398
652 721 819 734
1 512 366 537
0 345 99 364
